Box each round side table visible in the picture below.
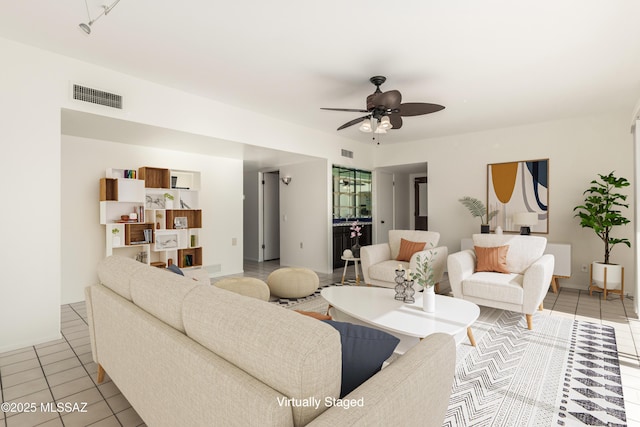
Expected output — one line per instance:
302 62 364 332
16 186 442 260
341 256 361 285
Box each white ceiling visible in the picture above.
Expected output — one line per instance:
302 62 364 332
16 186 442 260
2 1 640 144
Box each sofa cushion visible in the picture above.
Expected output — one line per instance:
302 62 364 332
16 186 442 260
166 264 184 276
369 260 409 283
130 264 201 333
475 245 509 273
472 234 547 274
322 320 400 398
97 255 148 301
462 272 524 304
396 238 426 262
182 285 341 425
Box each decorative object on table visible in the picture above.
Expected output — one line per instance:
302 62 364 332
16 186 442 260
174 216 188 229
164 192 174 210
410 248 438 313
403 277 416 303
513 212 538 235
342 249 353 258
394 268 406 301
111 227 121 247
350 220 363 257
458 196 498 234
573 171 631 300
487 159 549 233
495 225 503 235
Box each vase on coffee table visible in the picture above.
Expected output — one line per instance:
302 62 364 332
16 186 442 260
423 285 436 313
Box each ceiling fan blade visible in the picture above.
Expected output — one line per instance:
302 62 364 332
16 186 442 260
370 90 402 109
321 107 369 113
337 115 371 131
388 113 403 130
399 102 445 117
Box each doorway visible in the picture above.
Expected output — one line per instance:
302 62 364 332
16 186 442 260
262 171 280 261
414 176 428 230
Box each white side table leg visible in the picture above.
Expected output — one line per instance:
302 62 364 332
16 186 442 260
354 259 360 285
342 259 349 285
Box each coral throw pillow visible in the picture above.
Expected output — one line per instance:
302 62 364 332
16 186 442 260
295 310 332 320
396 238 427 262
475 245 510 274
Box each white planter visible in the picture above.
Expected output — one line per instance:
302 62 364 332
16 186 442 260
591 262 623 290
112 235 121 247
165 199 173 210
423 286 436 313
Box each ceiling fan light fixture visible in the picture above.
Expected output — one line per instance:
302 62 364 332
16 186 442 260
359 119 372 132
374 127 387 134
379 116 392 130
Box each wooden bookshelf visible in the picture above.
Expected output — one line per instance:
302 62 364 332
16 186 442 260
138 167 170 188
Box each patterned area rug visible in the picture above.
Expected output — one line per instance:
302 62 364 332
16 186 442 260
444 310 626 427
273 287 627 426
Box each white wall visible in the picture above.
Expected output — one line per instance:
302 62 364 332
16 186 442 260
374 110 635 294
0 36 376 352
243 171 261 261
279 159 331 273
61 136 244 303
0 44 62 352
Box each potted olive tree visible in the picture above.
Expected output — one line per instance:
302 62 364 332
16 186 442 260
458 196 498 233
573 172 630 297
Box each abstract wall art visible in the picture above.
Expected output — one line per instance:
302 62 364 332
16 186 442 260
487 159 549 233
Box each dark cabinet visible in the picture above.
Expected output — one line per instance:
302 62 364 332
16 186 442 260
332 224 372 268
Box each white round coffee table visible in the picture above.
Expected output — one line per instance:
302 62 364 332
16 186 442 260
321 286 479 354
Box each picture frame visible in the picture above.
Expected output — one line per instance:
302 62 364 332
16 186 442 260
174 216 188 229
145 193 165 209
155 233 179 250
487 158 549 233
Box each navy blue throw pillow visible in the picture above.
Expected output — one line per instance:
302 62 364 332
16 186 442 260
322 320 400 397
166 264 184 276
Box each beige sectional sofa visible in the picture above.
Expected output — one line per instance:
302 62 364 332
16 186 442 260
86 256 455 427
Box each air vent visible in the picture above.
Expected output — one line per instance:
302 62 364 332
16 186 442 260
73 84 123 109
341 149 354 159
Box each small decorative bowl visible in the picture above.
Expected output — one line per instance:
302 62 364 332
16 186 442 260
121 215 130 221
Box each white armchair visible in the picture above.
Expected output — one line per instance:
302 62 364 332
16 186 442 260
447 234 554 330
361 230 448 291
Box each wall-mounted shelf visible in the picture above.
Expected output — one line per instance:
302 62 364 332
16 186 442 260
101 166 202 269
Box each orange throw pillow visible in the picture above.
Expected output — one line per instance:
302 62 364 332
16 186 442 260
295 310 332 320
475 245 510 274
396 238 427 262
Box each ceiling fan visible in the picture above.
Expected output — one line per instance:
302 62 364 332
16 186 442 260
321 76 445 133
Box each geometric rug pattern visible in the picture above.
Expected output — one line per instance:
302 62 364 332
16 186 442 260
554 321 626 426
443 310 627 427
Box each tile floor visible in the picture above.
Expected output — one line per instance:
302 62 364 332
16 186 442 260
1 260 639 426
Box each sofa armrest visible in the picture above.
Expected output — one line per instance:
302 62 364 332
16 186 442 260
409 246 449 286
360 243 391 284
84 286 99 365
522 254 555 314
308 333 455 427
446 250 476 298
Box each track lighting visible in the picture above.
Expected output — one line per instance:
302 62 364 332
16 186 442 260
79 0 121 35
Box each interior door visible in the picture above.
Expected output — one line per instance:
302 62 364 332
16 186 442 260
263 171 280 261
375 171 394 243
414 176 428 230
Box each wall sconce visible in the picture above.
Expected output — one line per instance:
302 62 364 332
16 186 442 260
281 176 292 185
513 212 538 235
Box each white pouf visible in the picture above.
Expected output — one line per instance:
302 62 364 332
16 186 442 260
267 268 319 298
